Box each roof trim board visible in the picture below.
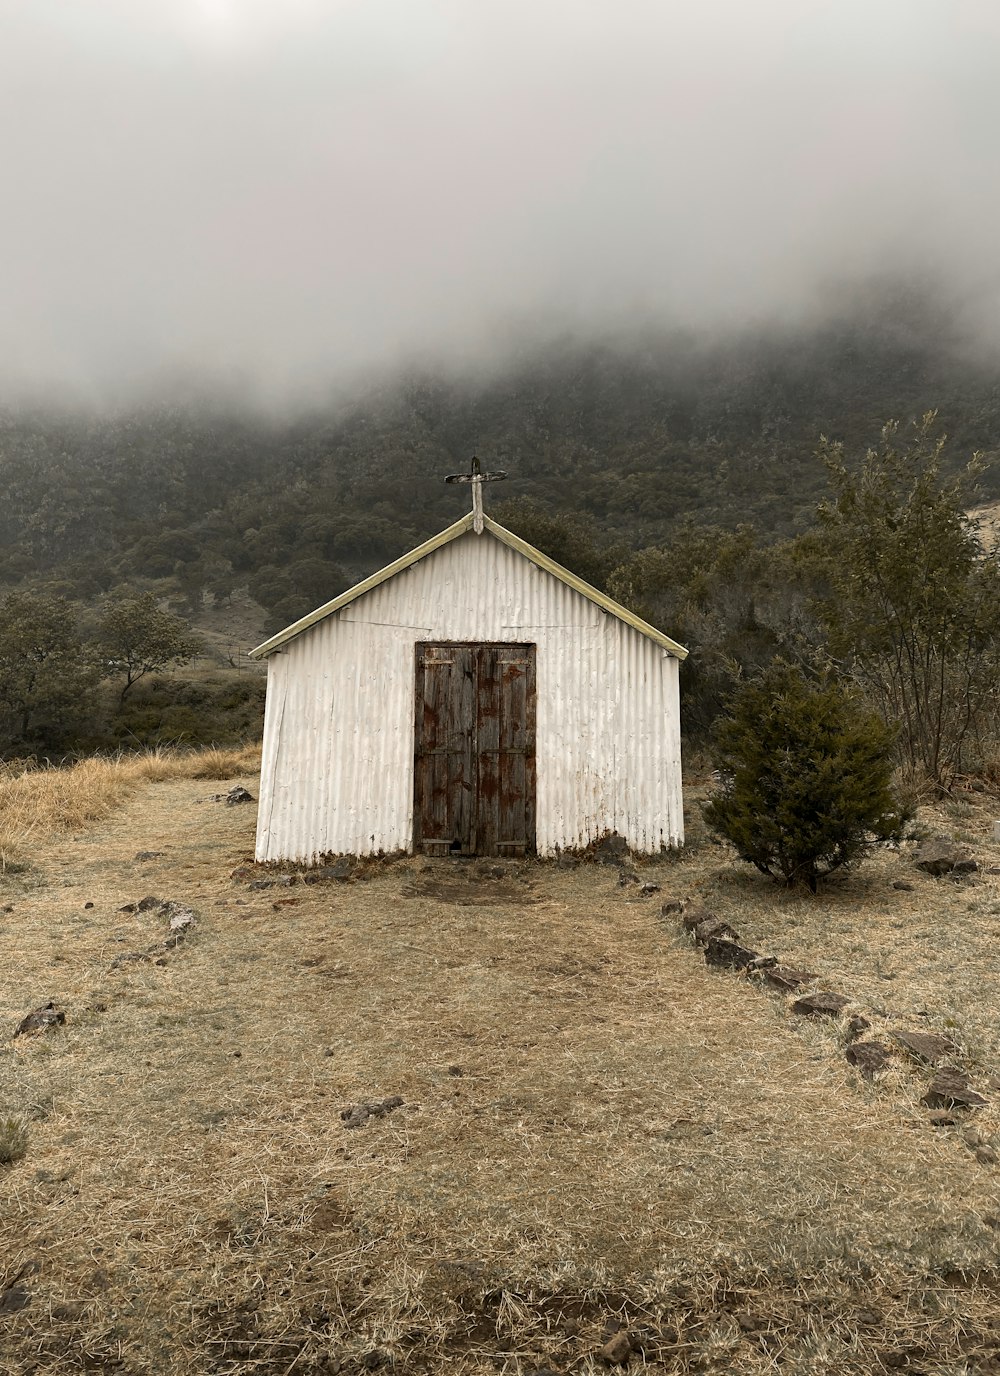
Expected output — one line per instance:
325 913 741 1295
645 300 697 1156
247 513 688 660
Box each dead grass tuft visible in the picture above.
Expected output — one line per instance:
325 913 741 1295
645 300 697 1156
0 745 260 869
0 1113 28 1165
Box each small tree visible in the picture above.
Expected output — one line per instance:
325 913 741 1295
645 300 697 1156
704 664 907 891
815 415 1000 788
0 591 101 751
96 593 203 703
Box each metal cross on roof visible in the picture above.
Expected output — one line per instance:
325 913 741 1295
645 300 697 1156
445 455 507 534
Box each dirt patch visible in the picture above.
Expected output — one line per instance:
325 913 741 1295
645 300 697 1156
400 872 541 905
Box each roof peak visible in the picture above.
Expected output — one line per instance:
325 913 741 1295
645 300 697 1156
248 513 687 660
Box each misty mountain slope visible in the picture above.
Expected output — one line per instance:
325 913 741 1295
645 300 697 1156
1 302 999 627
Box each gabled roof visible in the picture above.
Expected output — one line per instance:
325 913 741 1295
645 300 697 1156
248 513 688 660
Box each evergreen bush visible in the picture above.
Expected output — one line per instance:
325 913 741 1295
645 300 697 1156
704 663 908 891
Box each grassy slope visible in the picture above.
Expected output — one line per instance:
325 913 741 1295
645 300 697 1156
1 762 1000 1373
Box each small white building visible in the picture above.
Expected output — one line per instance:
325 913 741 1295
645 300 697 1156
248 508 687 862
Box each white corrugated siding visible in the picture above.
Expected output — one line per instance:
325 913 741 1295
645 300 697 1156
255 529 682 860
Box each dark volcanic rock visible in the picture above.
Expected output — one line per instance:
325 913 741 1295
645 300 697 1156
761 966 818 993
846 1041 893 1076
895 1031 959 1063
225 786 255 806
922 1067 987 1110
704 937 761 970
914 842 963 876
14 1002 66 1037
681 904 718 933
340 1095 405 1128
692 916 739 946
598 1332 632 1365
791 991 851 1017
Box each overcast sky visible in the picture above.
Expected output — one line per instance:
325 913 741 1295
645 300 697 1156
1 0 999 404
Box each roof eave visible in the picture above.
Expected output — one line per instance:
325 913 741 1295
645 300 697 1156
248 512 475 658
248 511 688 661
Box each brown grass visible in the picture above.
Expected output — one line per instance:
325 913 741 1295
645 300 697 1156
0 746 261 871
2 765 1000 1372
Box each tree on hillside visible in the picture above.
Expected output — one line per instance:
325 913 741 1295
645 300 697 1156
704 663 907 891
609 524 809 740
815 414 1000 788
96 593 204 703
0 592 101 752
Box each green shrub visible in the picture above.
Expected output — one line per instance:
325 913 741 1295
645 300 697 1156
704 663 908 891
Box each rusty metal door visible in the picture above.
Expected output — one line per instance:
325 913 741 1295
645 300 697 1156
414 643 536 856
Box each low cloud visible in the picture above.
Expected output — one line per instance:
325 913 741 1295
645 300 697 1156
2 0 999 404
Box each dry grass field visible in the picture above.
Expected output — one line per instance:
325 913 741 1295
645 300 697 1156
3 756 1000 1374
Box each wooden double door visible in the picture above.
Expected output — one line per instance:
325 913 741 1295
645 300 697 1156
413 642 536 857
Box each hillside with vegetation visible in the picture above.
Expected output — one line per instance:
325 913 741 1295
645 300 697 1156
2 283 1000 758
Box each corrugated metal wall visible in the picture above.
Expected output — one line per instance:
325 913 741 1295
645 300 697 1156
255 530 683 860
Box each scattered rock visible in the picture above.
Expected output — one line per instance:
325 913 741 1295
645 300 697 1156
639 881 660 896
133 851 163 862
447 1065 464 1077
225 786 255 806
846 1014 871 1039
846 1041 893 1076
914 842 964 876
340 1095 405 1128
249 879 274 891
136 895 162 912
166 904 196 934
953 859 979 876
275 874 296 887
704 937 761 971
894 1031 959 1064
892 881 914 891
922 1067 987 1110
660 899 684 917
618 870 640 887
761 966 818 993
928 1108 961 1127
117 903 137 913
976 1145 999 1165
598 1331 632 1365
304 859 353 883
791 991 851 1017
681 905 717 933
0 1286 30 1314
14 1002 66 1038
83 902 94 910
692 916 739 946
